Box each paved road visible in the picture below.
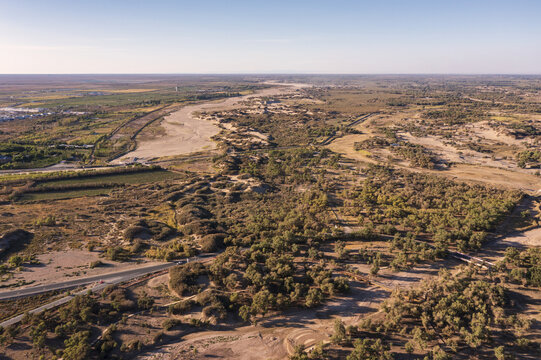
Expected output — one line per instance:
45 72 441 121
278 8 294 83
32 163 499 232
1 144 307 177
0 262 175 301
0 282 111 328
0 254 217 328
0 163 124 176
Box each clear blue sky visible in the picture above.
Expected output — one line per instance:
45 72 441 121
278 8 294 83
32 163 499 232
1 0 540 74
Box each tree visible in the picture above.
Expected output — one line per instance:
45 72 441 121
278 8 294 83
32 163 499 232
63 331 91 360
8 255 23 267
404 341 414 354
347 338 392 360
370 253 381 275
251 289 274 315
335 241 347 260
290 345 309 360
305 288 323 308
331 318 346 344
30 320 46 348
494 346 506 360
137 291 154 310
239 305 251 322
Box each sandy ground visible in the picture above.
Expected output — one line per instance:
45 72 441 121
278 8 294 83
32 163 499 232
134 106 539 359
4 249 160 289
467 121 532 147
326 117 541 195
495 227 541 248
326 114 381 165
437 163 541 194
137 281 384 360
113 83 308 164
331 135 541 194
399 131 539 177
136 254 453 360
474 224 541 264
476 197 541 263
140 226 539 360
327 133 377 165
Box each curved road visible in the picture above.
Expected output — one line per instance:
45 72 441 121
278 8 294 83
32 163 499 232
0 254 216 328
0 262 175 301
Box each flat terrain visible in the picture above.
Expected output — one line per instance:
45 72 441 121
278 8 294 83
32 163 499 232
0 75 540 360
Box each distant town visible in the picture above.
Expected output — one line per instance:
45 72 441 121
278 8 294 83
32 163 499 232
0 107 85 122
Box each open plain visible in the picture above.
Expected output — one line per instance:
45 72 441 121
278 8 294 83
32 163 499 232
0 75 540 360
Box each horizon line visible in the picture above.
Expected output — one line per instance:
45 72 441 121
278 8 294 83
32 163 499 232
1 73 541 76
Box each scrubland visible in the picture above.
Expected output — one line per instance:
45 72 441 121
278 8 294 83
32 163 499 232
0 75 539 359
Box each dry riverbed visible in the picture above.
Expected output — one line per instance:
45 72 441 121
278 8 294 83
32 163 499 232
114 83 308 164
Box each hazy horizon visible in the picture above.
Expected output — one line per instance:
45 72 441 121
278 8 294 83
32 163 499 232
1 73 541 75
1 0 540 74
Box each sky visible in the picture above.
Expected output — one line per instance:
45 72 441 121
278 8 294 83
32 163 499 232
1 0 540 74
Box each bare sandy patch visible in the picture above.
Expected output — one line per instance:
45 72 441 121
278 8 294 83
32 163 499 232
324 108 541 194
399 132 530 173
394 163 541 195
498 227 541 249
467 121 531 147
437 163 541 194
147 272 169 288
326 133 377 164
113 105 221 163
325 113 385 164
137 257 450 360
328 131 541 194
6 249 160 289
477 210 541 264
138 281 380 360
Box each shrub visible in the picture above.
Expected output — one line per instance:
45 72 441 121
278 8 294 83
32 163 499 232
34 216 57 226
162 318 182 330
105 246 131 261
137 291 154 310
124 225 151 241
176 205 212 224
182 220 218 235
169 262 207 296
89 260 104 268
200 233 226 252
169 300 195 315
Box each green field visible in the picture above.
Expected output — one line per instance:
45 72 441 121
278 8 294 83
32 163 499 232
35 169 181 188
13 168 182 202
19 188 113 201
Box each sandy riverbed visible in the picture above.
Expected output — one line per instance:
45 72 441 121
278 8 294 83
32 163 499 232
113 83 308 164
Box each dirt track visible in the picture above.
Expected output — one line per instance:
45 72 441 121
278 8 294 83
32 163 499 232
137 281 386 360
136 256 456 360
